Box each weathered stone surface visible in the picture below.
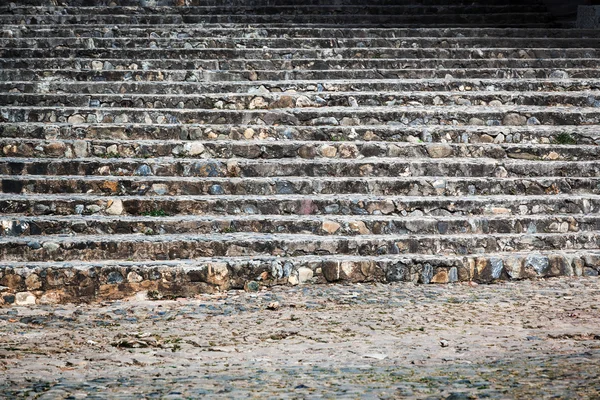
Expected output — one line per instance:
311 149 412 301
0 3 598 305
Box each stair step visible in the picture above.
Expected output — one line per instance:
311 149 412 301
0 0 552 8
0 13 553 26
2 47 596 60
1 214 592 237
1 138 598 161
5 36 595 49
2 157 598 178
0 193 597 217
0 231 597 262
2 175 597 196
4 79 598 96
2 250 598 300
2 105 599 126
3 58 600 71
4 68 600 81
3 91 599 109
2 123 597 145
7 27 599 39
1 5 547 15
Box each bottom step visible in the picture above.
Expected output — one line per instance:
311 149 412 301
1 251 599 305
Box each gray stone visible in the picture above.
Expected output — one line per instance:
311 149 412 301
525 254 550 275
448 267 458 283
209 185 225 195
134 164 153 176
421 263 434 284
489 257 504 279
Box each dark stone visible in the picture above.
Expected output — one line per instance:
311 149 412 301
27 241 41 250
2 294 15 304
1 180 23 193
209 184 224 195
106 271 124 284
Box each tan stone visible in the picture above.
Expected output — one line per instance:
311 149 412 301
243 128 255 139
206 263 229 287
102 180 119 193
25 274 42 290
348 221 370 234
105 199 124 215
319 144 337 158
426 144 453 158
321 221 341 234
431 270 449 284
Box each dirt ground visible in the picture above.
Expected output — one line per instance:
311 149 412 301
1 277 600 399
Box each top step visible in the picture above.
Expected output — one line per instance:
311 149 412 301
5 0 549 7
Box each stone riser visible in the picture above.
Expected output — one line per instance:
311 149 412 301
0 194 596 217
4 37 592 49
8 27 599 39
3 107 599 127
4 68 600 81
3 0 549 8
0 13 551 25
6 80 599 96
3 58 600 71
2 139 596 160
3 250 598 305
2 47 594 60
0 214 591 237
3 123 596 145
2 157 598 178
2 175 596 197
1 231 598 262
2 5 546 15
3 92 598 109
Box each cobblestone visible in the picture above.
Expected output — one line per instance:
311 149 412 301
1 278 599 398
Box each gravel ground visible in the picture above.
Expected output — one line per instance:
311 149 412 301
1 278 600 399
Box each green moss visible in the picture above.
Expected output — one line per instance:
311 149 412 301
552 133 577 145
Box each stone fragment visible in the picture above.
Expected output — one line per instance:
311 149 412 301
25 274 42 290
135 164 153 176
67 115 85 124
244 281 259 292
502 113 527 126
431 270 449 283
525 254 549 276
319 144 337 158
295 95 313 107
15 292 36 306
249 97 268 109
322 221 341 234
105 199 124 215
243 128 255 139
549 70 569 79
42 242 60 252
297 267 313 284
338 143 358 158
426 144 453 158
183 142 205 156
348 221 370 234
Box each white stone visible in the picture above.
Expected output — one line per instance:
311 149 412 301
297 267 314 284
183 142 205 156
105 199 124 215
15 292 36 306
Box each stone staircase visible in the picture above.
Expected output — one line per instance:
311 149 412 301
1 0 600 305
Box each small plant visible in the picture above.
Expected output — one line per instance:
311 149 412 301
99 152 121 158
144 228 158 235
552 132 577 145
142 209 169 217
